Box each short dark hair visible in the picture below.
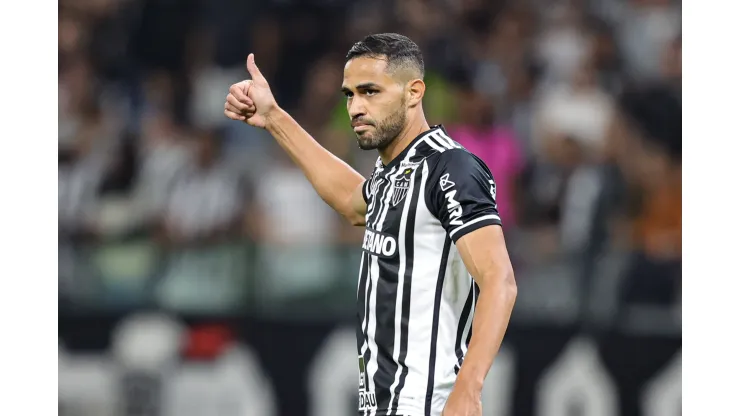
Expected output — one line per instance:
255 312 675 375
346 33 425 78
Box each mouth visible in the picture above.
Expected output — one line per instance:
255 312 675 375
353 124 372 132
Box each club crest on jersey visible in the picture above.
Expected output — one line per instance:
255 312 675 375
391 168 414 207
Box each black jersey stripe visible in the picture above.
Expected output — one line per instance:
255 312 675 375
356 252 370 354
453 282 475 374
463 283 480 352
424 236 452 416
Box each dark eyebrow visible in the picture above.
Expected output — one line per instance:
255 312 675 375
341 83 382 94
356 82 381 90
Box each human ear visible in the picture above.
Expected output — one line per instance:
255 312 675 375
406 79 426 108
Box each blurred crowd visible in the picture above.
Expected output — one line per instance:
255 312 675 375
58 0 681 320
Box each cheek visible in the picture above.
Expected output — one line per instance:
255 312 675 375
377 96 404 117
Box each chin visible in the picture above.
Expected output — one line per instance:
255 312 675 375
357 140 378 151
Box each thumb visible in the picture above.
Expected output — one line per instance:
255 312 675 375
246 53 266 84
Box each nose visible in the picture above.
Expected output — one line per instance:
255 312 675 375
348 97 366 120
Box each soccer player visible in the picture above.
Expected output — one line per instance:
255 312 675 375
224 33 517 416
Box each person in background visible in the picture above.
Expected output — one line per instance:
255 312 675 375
446 80 524 226
617 85 681 307
160 129 249 247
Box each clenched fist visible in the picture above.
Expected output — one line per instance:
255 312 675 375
224 53 278 129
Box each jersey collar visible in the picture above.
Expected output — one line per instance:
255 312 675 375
380 125 445 170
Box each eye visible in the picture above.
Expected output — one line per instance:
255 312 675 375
365 90 379 96
344 91 354 98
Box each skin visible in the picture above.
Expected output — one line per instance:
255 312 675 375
224 53 517 416
340 56 423 157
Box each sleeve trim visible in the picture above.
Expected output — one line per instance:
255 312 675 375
449 214 501 239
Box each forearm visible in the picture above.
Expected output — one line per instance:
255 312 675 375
265 108 365 219
456 274 517 391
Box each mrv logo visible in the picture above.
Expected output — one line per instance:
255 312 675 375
362 229 397 258
444 190 463 226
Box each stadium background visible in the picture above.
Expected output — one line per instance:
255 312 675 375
58 0 681 415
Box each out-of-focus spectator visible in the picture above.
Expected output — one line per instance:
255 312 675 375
160 129 249 246
187 26 243 131
252 146 343 300
588 18 624 95
619 141 681 307
611 0 681 82
535 61 617 165
633 144 681 262
527 57 619 252
536 2 591 86
472 7 529 109
59 100 114 238
507 61 541 160
59 10 88 64
661 36 682 96
253 149 339 246
617 83 681 307
447 81 524 226
133 109 192 228
60 57 98 146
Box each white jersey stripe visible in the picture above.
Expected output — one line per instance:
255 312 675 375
448 214 501 238
357 252 366 296
431 131 454 150
424 136 446 153
462 284 474 356
430 243 461 412
435 130 459 149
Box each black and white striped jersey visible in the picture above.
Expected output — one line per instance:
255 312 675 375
356 125 502 416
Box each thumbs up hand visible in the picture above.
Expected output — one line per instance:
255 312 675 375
224 54 278 129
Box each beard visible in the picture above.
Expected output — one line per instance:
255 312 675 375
355 104 407 151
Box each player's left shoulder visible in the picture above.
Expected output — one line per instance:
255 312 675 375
428 145 490 179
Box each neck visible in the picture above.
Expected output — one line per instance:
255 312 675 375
378 113 430 165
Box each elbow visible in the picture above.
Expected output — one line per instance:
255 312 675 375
347 213 366 227
499 268 518 305
506 272 518 303
479 268 517 303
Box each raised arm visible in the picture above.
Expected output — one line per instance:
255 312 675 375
225 54 367 226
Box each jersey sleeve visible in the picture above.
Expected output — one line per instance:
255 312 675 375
425 149 502 243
